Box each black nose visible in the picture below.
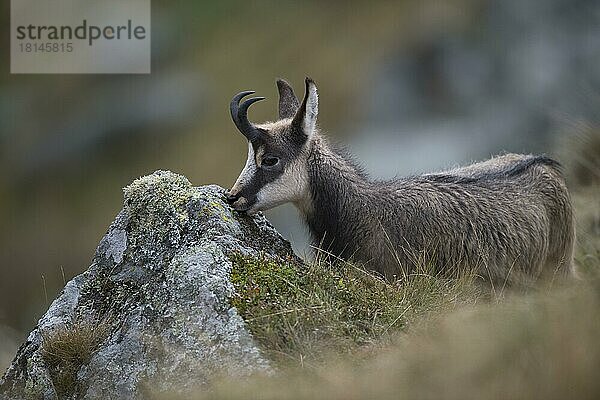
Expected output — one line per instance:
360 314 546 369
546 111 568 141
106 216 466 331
226 191 240 204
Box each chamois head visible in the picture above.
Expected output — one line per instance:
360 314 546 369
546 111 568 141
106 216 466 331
226 78 318 214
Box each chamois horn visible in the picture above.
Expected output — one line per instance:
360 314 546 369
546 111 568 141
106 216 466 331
230 91 265 142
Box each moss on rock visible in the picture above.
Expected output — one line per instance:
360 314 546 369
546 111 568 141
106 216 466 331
123 170 198 263
230 252 479 366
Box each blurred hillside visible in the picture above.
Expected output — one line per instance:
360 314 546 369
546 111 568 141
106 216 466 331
1 0 600 372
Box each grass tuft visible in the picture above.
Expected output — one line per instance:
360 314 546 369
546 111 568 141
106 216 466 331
40 317 111 397
230 251 479 366
199 279 600 400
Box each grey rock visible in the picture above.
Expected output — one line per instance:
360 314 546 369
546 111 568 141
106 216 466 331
0 170 297 399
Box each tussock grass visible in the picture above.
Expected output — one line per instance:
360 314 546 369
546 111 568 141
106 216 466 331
196 278 600 400
230 250 480 366
561 126 600 188
40 317 110 397
573 187 600 275
561 128 600 276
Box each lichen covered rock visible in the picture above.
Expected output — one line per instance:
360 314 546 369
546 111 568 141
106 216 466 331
0 171 297 399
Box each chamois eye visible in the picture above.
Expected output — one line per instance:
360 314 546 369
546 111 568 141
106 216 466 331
262 156 280 168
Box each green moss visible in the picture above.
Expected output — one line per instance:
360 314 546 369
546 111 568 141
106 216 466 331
199 200 231 222
124 169 192 205
230 252 479 366
123 171 198 259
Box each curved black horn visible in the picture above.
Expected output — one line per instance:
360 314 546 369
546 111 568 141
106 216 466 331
230 91 265 142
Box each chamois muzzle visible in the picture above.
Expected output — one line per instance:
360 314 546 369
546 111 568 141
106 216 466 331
230 91 265 142
225 191 240 204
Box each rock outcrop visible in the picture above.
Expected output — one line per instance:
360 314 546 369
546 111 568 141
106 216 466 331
0 171 297 399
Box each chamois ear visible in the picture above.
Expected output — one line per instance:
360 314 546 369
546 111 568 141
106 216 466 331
291 77 318 142
277 79 300 119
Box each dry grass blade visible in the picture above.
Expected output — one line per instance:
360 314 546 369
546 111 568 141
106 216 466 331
40 317 111 397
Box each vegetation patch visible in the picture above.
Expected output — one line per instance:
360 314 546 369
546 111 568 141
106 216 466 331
40 317 111 397
560 129 600 275
230 252 479 366
201 278 600 400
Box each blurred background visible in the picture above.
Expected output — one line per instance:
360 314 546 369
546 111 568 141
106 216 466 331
2 0 600 370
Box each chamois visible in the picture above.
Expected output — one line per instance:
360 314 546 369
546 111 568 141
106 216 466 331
226 78 575 284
